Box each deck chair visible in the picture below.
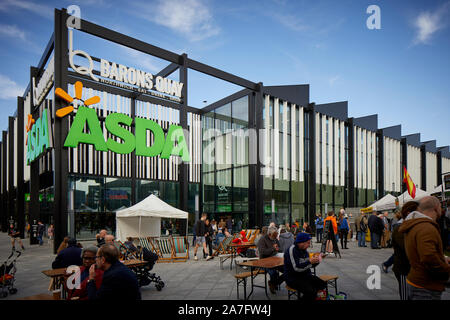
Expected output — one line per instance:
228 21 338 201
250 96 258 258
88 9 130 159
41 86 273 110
117 240 139 260
213 236 234 256
171 236 189 262
138 237 154 252
248 229 260 243
153 237 174 263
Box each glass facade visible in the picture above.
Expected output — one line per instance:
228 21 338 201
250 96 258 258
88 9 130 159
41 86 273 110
202 95 249 232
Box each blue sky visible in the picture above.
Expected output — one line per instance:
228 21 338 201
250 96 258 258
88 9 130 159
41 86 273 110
0 0 449 147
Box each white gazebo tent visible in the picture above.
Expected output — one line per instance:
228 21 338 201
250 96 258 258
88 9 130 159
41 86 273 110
431 184 443 195
115 194 189 242
398 187 430 206
363 193 397 212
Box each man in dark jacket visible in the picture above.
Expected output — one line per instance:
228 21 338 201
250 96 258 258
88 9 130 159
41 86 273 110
284 233 327 300
257 226 284 294
52 238 82 269
37 221 45 246
88 244 141 300
368 212 384 249
193 213 208 261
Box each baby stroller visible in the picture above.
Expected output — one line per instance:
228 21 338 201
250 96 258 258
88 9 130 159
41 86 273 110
132 246 165 291
0 249 21 298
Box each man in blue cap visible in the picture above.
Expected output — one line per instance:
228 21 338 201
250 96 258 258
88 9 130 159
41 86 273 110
284 232 327 300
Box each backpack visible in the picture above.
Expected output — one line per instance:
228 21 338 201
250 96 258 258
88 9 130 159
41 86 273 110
360 218 367 233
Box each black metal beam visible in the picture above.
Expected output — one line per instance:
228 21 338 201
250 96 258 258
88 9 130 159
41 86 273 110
253 84 263 228
420 145 426 191
308 104 316 219
377 130 384 198
401 138 407 193
186 59 258 91
0 139 4 232
156 62 180 78
437 151 442 186
8 117 14 226
348 118 355 206
16 97 25 238
1 133 7 232
37 33 55 72
178 54 188 236
52 8 69 253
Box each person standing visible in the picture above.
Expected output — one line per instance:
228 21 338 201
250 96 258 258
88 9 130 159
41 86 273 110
315 214 324 243
355 213 368 247
339 214 350 249
388 201 418 300
368 212 383 249
399 196 450 300
193 213 210 261
226 217 233 234
204 218 214 260
380 212 390 248
37 221 45 246
47 224 54 246
323 211 338 256
8 224 25 251
278 225 294 253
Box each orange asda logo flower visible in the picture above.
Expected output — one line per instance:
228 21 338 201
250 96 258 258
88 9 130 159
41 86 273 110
55 81 100 118
25 114 35 145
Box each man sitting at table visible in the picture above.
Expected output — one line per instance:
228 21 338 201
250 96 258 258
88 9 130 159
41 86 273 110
232 230 249 256
52 238 82 269
284 233 327 301
105 235 115 245
67 246 104 300
87 244 141 300
257 226 285 294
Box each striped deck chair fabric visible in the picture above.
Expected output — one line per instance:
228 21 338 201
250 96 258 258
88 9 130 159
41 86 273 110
214 236 234 256
154 237 173 262
171 236 189 262
138 237 153 252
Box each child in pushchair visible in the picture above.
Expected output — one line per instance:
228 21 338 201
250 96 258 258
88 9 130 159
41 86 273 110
122 240 164 291
0 249 21 298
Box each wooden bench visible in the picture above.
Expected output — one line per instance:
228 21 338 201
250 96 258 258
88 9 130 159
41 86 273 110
286 285 301 300
285 275 338 300
319 275 338 296
234 270 265 300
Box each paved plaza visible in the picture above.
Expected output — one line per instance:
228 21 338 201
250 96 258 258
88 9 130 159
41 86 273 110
0 232 448 300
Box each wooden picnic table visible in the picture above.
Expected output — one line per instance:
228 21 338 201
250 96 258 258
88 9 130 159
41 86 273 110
237 255 318 300
18 293 56 300
228 243 256 270
238 256 284 300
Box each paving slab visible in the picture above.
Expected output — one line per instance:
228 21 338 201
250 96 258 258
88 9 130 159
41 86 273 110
0 232 448 300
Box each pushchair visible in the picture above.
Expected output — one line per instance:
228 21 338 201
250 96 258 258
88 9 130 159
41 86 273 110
123 243 165 291
0 249 21 298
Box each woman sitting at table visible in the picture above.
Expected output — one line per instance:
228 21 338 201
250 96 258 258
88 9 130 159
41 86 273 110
67 246 104 300
232 230 249 257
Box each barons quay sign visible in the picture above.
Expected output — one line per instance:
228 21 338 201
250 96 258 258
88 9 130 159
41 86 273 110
55 82 190 162
26 109 53 165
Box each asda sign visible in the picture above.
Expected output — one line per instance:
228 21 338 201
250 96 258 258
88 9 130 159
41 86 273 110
26 109 52 165
64 106 190 161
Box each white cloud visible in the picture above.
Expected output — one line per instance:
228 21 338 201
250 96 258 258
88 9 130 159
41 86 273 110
0 0 53 19
0 24 26 40
328 75 340 86
121 47 164 73
131 0 220 41
269 12 308 32
413 2 450 45
0 74 24 99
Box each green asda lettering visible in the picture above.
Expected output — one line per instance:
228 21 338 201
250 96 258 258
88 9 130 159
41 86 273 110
27 109 51 165
64 106 190 161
